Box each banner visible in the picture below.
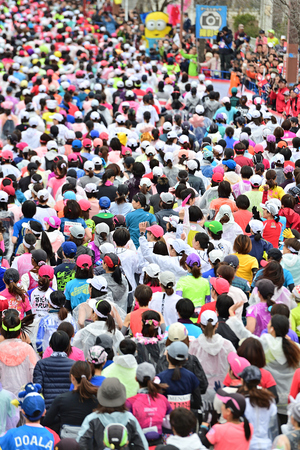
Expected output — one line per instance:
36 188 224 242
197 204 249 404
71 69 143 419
196 5 227 39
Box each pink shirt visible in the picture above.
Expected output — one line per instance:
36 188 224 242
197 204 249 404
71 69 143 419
0 288 31 319
48 176 67 200
43 345 85 361
207 421 253 450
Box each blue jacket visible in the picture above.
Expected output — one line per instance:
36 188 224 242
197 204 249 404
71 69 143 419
248 235 273 264
33 353 74 410
100 14 117 34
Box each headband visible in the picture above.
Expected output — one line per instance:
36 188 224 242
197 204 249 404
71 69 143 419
103 255 119 269
48 297 60 309
2 321 21 332
23 239 36 249
93 300 108 319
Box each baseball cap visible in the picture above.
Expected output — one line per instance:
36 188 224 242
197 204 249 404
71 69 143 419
146 224 164 238
239 365 262 384
227 352 250 378
63 191 76 201
90 130 100 139
70 225 85 239
95 334 114 353
143 263 160 278
84 161 95 171
103 253 120 269
179 135 189 144
249 219 263 234
212 172 223 182
167 341 188 361
76 254 92 268
204 221 223 233
224 255 239 268
200 310 218 326
168 323 188 342
2 185 15 196
271 154 285 165
216 389 246 416
223 159 236 170
209 249 225 264
97 378 126 407
2 150 13 161
72 139 82 150
168 239 188 255
87 275 107 292
250 175 262 187
283 165 294 174
62 241 77 257
163 121 172 131
210 277 230 295
78 199 91 212
256 279 275 298
140 177 152 188
186 253 201 268
38 265 54 279
186 160 198 171
0 190 8 202
87 345 108 365
20 387 45 421
158 270 176 287
160 192 174 205
85 183 98 194
254 144 264 154
44 216 61 229
136 362 156 382
260 201 279 216
99 196 111 209
167 130 177 139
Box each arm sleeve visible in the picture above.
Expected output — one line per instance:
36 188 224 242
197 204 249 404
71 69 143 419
43 396 61 428
131 419 149 450
33 362 43 387
36 320 45 353
77 416 94 449
191 356 209 395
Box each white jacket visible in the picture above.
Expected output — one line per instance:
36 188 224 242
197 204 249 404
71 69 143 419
167 433 206 450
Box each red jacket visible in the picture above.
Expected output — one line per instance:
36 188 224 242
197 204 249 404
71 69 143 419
278 207 300 232
290 97 300 117
269 87 287 113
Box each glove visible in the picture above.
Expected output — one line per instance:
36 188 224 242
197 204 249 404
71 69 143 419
214 380 221 393
283 228 295 239
252 206 261 221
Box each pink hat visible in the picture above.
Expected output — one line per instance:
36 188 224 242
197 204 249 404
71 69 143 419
100 132 109 140
210 277 230 295
254 144 264 154
77 254 92 268
44 216 61 229
78 199 91 211
1 101 13 110
121 147 132 156
38 265 54 279
227 352 250 378
68 153 78 162
93 138 103 147
16 142 28 150
2 150 13 161
213 166 225 175
108 151 121 163
146 224 164 238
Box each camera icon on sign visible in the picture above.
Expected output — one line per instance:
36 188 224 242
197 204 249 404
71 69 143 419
200 11 222 30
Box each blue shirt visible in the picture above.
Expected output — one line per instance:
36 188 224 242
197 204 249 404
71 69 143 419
157 367 199 396
202 268 215 279
60 217 87 241
0 425 54 450
252 267 294 289
13 217 40 249
261 327 298 343
126 209 156 248
64 278 89 309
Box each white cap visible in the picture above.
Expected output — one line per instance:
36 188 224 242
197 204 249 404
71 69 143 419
163 121 172 131
46 99 57 109
47 140 58 150
271 153 285 164
0 190 8 202
116 115 126 124
186 160 198 171
64 129 75 140
251 110 261 119
195 105 204 114
140 140 150 150
167 130 177 139
201 310 218 326
222 96 230 103
179 135 189 144
143 263 160 278
250 175 262 186
140 177 152 187
91 111 100 120
199 74 205 81
84 161 95 171
249 219 263 234
53 113 63 122
85 183 98 194
37 189 49 200
209 249 224 263
164 152 174 162
29 117 38 127
145 146 156 156
214 144 223 155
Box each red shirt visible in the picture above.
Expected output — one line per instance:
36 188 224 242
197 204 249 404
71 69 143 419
289 368 300 401
223 367 276 389
129 307 150 336
234 155 254 167
233 209 253 234
262 219 282 248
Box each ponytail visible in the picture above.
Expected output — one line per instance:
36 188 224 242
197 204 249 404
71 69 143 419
243 417 251 441
7 281 26 303
41 231 54 260
201 318 217 338
94 300 116 333
167 354 183 380
191 264 201 278
38 275 50 292
49 291 68 320
254 231 262 242
139 376 169 399
179 251 188 268
70 361 98 401
88 169 94 178
272 315 300 368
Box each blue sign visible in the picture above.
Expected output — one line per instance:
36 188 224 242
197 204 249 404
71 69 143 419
196 5 227 39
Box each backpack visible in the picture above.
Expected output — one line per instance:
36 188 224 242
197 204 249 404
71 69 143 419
2 119 15 138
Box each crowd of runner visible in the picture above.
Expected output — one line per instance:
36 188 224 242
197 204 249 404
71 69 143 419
1 1 300 450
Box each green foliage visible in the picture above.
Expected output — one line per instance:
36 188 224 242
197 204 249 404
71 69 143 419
233 13 259 38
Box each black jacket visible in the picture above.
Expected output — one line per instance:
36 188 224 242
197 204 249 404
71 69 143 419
156 353 208 395
216 317 239 349
33 354 75 410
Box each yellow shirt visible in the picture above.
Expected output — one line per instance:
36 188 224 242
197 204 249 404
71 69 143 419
267 36 279 46
234 253 259 283
259 185 285 200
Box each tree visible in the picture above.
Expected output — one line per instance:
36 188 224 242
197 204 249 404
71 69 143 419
233 13 259 37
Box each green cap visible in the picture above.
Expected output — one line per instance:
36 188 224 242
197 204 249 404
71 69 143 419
231 87 238 94
204 221 223 233
268 29 275 34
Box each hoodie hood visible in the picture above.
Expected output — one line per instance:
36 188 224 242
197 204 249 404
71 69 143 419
167 433 205 450
262 334 287 365
282 252 300 268
113 354 137 369
198 333 225 356
46 229 62 244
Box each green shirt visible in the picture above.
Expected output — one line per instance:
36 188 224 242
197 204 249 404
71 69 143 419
176 275 210 309
179 49 198 76
291 303 300 337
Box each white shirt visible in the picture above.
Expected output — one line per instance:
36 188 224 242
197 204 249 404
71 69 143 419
136 105 159 126
115 247 139 292
149 291 180 327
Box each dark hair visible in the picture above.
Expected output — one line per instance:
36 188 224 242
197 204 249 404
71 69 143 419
188 206 203 223
134 284 152 307
176 298 194 319
132 192 150 211
236 195 250 210
3 269 26 303
200 317 218 338
194 232 211 250
257 260 284 289
138 371 168 399
170 408 196 437
271 315 300 368
75 264 93 280
23 233 37 253
240 166 253 179
239 378 274 409
237 337 266 368
132 161 146 178
115 184 129 205
22 200 36 218
49 330 70 352
119 338 137 355
0 309 34 340
49 291 68 320
218 181 231 198
93 300 115 333
57 322 74 355
217 265 235 284
55 160 67 179
113 228 130 247
270 303 290 318
265 169 277 189
141 310 160 338
216 294 234 319
167 353 185 381
281 194 296 209
233 235 252 254
70 361 98 401
153 241 169 256
63 200 82 220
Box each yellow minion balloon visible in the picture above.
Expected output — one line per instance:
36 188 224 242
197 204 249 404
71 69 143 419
144 12 171 50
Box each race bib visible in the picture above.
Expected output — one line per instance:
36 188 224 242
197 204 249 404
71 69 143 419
167 394 191 410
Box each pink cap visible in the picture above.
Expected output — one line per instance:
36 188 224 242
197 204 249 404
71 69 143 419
82 138 92 148
213 166 225 175
227 352 250 378
78 199 91 211
47 69 54 76
77 254 92 268
2 150 13 161
121 147 132 156
38 265 54 279
16 142 28 150
210 277 230 295
100 132 109 140
146 224 164 238
44 216 61 229
93 138 103 147
254 144 264 154
68 153 78 162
